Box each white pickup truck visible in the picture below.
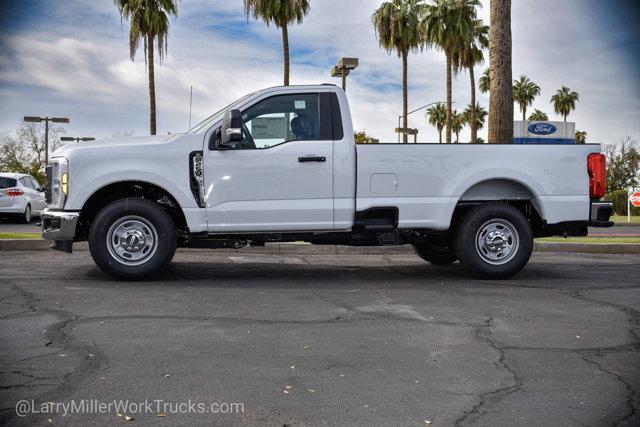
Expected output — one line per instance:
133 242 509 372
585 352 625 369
42 85 613 280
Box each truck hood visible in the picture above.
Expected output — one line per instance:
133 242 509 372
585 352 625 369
51 134 177 159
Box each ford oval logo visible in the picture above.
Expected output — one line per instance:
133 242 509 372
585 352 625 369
528 122 557 135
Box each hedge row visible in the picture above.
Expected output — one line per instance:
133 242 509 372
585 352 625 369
604 189 640 216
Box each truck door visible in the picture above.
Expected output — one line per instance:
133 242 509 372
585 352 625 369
203 92 335 232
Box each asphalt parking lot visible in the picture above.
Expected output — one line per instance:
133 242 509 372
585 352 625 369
1 249 639 426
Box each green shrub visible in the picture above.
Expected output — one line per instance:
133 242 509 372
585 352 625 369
604 189 640 216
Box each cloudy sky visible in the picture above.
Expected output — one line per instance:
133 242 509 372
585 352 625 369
0 0 638 144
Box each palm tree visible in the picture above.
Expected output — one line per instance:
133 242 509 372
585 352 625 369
479 67 490 93
373 0 426 143
575 130 587 144
527 109 548 121
423 0 480 144
451 109 465 143
455 19 488 144
244 0 310 86
512 75 540 122
487 0 513 143
426 103 447 143
551 86 579 122
115 0 178 136
463 102 487 132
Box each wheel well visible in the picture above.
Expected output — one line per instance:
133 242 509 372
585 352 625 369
452 200 545 236
76 181 188 240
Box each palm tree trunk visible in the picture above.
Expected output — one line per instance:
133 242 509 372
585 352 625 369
402 50 408 144
282 25 290 86
522 105 526 122
469 65 477 144
488 0 513 143
147 32 156 135
564 114 567 122
438 129 442 144
445 50 452 144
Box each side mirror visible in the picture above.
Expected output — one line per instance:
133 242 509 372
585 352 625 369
219 109 243 149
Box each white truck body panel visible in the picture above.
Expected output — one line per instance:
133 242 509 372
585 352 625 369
355 144 599 230
53 134 209 232
204 139 334 232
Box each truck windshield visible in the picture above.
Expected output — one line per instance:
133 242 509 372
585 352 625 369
189 92 256 134
0 177 17 188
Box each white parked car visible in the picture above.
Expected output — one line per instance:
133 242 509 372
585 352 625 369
0 172 47 223
41 85 613 280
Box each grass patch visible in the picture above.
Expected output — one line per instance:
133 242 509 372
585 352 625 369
611 215 640 224
537 237 640 244
0 233 42 239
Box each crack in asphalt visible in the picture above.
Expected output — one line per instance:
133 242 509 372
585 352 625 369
455 316 523 426
568 291 640 425
579 351 637 426
453 289 640 426
0 286 108 426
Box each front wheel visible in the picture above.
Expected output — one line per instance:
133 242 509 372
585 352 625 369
455 203 533 280
89 198 177 280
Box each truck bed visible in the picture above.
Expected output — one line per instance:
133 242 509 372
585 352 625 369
355 143 601 230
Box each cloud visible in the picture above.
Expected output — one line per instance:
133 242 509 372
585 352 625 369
0 0 638 144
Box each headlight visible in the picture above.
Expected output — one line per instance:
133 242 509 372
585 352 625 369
48 157 69 208
61 172 68 195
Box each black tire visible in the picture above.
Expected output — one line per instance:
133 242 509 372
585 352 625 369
88 198 177 280
413 236 457 265
455 203 533 280
23 205 32 223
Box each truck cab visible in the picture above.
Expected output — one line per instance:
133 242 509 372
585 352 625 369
41 85 613 280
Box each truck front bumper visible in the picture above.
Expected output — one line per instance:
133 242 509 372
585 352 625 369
41 209 79 252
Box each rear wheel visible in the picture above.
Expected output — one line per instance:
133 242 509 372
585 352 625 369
413 235 457 265
23 205 31 223
455 203 533 279
89 198 177 280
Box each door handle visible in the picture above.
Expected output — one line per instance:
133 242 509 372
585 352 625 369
298 156 326 163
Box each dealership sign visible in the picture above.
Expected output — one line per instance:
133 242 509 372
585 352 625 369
630 191 640 207
527 122 558 135
514 120 575 144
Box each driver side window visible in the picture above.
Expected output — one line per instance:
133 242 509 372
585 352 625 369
236 93 321 150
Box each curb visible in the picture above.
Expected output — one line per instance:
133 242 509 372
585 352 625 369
532 242 640 254
1 239 640 255
0 239 51 251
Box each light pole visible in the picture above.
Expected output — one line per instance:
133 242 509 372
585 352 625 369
396 101 450 143
331 57 358 91
61 136 95 143
23 116 70 165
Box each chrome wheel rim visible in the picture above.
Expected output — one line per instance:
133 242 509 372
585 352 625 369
475 219 519 265
25 207 31 222
106 215 158 266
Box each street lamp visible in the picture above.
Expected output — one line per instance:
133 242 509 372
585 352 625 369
396 101 450 143
23 116 70 164
331 57 358 91
61 136 95 143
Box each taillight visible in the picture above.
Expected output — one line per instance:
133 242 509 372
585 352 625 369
587 153 606 198
5 188 24 196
